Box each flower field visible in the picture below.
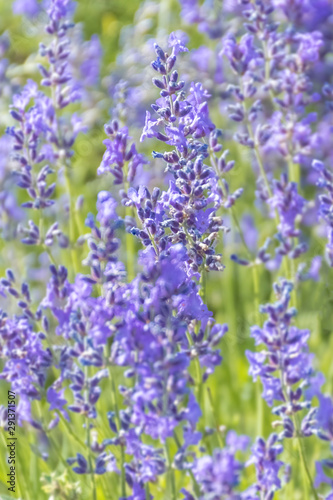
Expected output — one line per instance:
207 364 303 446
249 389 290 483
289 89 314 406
0 0 333 499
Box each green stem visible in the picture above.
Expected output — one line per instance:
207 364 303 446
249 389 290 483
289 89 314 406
288 156 300 185
43 244 57 266
74 200 86 237
286 156 299 310
262 39 278 112
47 431 71 471
206 387 224 448
293 415 319 500
125 206 135 281
56 411 87 450
163 441 176 500
148 228 160 258
231 207 252 259
123 165 136 280
50 65 79 277
186 330 203 411
39 210 56 265
289 256 298 310
64 164 79 276
240 81 275 207
120 445 126 499
39 210 44 244
252 143 274 201
188 469 201 499
107 360 126 498
251 265 264 438
199 268 206 303
85 366 97 500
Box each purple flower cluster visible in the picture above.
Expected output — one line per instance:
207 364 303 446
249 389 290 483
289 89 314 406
191 432 248 499
0 270 52 428
313 160 333 266
246 280 315 437
98 120 148 187
268 175 308 261
245 434 285 499
128 35 233 275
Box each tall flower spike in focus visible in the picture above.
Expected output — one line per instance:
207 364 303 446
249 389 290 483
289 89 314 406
246 280 319 498
137 33 228 275
246 280 316 434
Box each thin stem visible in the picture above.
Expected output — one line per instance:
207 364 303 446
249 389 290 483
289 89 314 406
209 151 252 259
39 209 56 265
251 264 264 438
107 356 126 498
199 266 206 303
56 410 87 449
262 39 278 112
287 155 300 185
125 206 135 281
64 164 79 276
188 469 201 499
39 396 75 478
171 434 200 495
242 98 295 297
252 143 273 201
186 330 203 410
239 80 275 207
85 366 97 500
43 244 57 265
292 414 319 500
283 263 313 496
74 200 86 237
206 387 224 448
289 256 298 310
262 37 301 189
148 228 160 258
50 57 80 277
47 431 72 471
48 411 98 494
39 210 44 244
123 167 135 281
231 207 252 259
286 155 299 311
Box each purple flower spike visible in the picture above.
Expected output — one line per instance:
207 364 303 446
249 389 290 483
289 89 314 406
193 431 248 499
313 160 333 266
246 280 317 439
245 434 285 499
98 121 148 186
